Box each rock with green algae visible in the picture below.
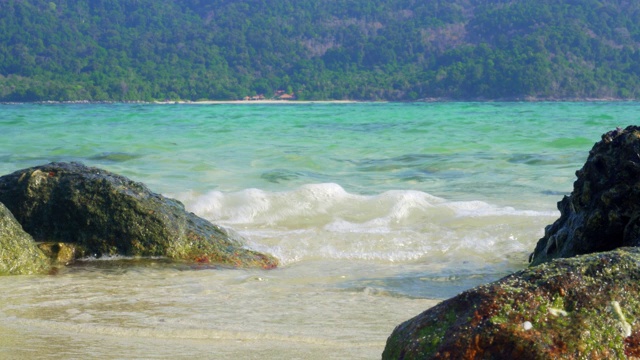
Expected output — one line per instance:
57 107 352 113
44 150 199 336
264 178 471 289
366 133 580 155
37 242 79 265
530 125 640 266
0 162 278 269
383 248 640 360
0 202 50 275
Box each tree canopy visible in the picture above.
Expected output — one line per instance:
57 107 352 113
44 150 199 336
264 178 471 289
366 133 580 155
1 0 640 101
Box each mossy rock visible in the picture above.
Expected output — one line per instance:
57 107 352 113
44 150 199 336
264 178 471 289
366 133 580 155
37 242 79 265
383 248 640 359
0 202 50 275
0 162 277 269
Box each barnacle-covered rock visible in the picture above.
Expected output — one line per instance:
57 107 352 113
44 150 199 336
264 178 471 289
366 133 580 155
530 125 640 266
383 248 640 359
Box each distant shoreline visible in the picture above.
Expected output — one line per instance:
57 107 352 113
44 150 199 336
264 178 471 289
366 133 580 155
155 99 360 105
159 97 637 104
1 98 638 105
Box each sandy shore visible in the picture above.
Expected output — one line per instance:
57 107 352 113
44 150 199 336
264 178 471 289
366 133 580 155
4 98 631 105
154 100 361 105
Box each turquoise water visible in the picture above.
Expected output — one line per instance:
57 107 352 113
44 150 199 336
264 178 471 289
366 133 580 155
1 102 616 203
0 102 635 358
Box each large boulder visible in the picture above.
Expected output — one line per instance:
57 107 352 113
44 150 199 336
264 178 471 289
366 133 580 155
0 162 277 269
530 125 640 266
0 202 50 275
383 248 640 359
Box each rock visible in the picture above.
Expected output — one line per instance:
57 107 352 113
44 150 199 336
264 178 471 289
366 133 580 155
530 125 640 266
0 202 50 275
383 248 640 359
0 162 277 269
37 242 78 265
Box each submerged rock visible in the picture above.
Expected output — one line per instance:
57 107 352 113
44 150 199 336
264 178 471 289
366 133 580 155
530 125 640 266
383 248 640 359
0 162 277 269
0 202 50 275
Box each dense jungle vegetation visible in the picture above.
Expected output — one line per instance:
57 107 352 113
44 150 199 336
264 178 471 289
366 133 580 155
1 0 640 101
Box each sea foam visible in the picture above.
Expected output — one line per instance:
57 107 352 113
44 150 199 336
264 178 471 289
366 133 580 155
175 183 558 266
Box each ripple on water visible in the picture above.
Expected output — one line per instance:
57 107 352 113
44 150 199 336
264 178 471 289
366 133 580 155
88 152 143 163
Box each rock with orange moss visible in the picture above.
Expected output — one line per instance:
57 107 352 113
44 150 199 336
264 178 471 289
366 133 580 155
0 162 277 269
530 125 640 266
383 248 640 359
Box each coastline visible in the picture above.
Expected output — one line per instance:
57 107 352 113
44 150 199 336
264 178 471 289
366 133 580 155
154 99 361 105
157 97 638 104
2 97 638 105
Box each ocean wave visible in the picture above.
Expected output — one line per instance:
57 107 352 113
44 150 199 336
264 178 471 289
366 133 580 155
178 183 556 226
174 183 558 265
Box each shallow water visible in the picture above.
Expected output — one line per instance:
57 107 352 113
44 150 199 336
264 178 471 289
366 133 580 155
0 260 439 359
0 102 635 358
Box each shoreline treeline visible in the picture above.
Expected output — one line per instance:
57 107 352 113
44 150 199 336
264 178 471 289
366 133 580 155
1 0 640 102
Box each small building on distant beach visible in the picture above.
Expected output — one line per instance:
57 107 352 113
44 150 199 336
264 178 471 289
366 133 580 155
243 94 265 101
241 91 294 101
278 93 295 100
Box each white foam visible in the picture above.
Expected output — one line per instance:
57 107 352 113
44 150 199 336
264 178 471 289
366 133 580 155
176 184 558 265
447 200 558 218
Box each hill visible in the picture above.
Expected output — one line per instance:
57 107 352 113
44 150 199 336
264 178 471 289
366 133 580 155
1 0 640 101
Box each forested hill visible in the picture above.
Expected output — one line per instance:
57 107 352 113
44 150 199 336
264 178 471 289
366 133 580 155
2 0 640 102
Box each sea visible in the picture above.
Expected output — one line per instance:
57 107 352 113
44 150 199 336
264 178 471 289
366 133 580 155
0 101 635 359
